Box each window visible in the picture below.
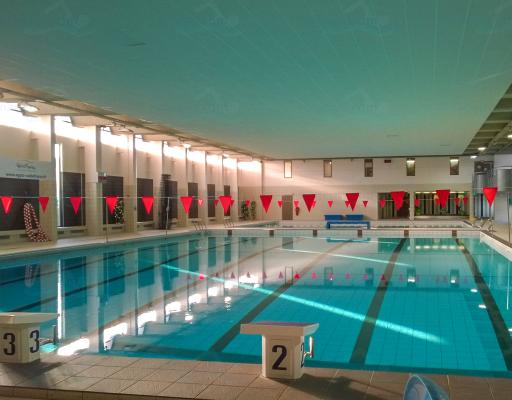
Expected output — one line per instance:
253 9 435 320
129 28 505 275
364 159 373 177
406 158 415 176
284 160 292 178
323 160 332 177
450 157 459 175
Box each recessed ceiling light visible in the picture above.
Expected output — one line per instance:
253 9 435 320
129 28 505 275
18 102 39 113
478 146 486 151
470 155 477 159
508 134 512 139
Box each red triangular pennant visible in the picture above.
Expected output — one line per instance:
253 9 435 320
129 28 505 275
214 199 219 206
141 196 154 214
245 200 250 207
311 272 318 279
38 196 49 212
463 196 468 206
414 198 420 207
106 196 118 215
303 194 316 212
362 200 368 208
180 196 193 214
435 197 440 205
390 191 406 210
219 195 232 215
260 195 273 213
454 197 460 206
345 200 350 208
327 200 333 208
198 198 204 206
230 199 235 206
1 196 13 214
277 200 283 208
346 193 359 210
379 199 386 208
69 196 82 214
312 200 317 208
436 189 450 208
293 200 299 208
294 273 301 280
483 187 497 206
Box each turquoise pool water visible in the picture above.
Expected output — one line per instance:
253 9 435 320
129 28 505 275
1 234 511 376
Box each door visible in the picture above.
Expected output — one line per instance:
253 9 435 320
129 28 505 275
282 195 293 220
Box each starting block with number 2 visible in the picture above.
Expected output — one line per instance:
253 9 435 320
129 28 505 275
241 321 319 379
0 313 58 363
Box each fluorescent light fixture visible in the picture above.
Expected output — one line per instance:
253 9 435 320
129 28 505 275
478 147 486 151
508 134 512 139
223 153 230 158
18 102 39 113
182 143 191 149
406 158 415 164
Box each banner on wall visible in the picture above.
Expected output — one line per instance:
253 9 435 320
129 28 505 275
0 156 52 180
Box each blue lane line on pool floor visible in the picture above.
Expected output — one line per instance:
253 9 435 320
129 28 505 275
349 238 407 365
456 238 512 371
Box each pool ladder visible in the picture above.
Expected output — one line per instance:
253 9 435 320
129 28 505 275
224 217 235 228
191 219 207 231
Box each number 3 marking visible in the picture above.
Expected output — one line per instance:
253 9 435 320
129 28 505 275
271 345 287 370
3 332 15 355
29 330 40 353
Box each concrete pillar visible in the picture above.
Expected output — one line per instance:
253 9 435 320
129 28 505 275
43 115 58 241
409 190 415 221
124 134 137 233
85 126 103 236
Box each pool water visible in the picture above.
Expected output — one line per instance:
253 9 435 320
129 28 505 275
1 234 511 377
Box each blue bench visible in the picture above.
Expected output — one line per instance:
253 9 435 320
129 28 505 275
324 214 370 229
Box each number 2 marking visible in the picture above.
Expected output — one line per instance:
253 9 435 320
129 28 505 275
3 332 15 355
271 345 287 370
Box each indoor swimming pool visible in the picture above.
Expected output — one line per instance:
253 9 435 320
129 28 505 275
1 233 511 377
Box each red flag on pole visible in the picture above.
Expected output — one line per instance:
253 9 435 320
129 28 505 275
142 196 154 214
38 196 49 212
260 195 273 213
1 196 13 214
219 195 232 214
180 196 193 214
390 191 406 210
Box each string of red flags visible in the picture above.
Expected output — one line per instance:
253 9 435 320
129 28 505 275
379 199 386 208
454 197 460 206
260 194 272 213
463 196 468 206
346 192 359 210
180 196 193 214
362 200 368 208
436 189 450 208
219 195 232 214
214 199 219 206
38 196 49 212
327 200 333 208
1 196 12 214
277 200 283 208
483 187 497 206
142 196 154 214
414 198 420 207
230 199 235 206
390 191 405 209
245 200 250 207
105 196 118 215
198 198 204 206
70 196 82 214
293 199 299 208
345 200 350 208
303 194 315 212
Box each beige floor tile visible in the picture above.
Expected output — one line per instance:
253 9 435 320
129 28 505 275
159 382 208 398
237 387 283 400
178 371 222 385
213 372 258 387
48 389 84 400
278 386 324 400
48 364 91 377
85 378 135 393
196 384 244 400
302 368 337 378
228 364 261 374
122 379 171 395
143 369 188 382
0 372 29 385
364 386 402 400
13 387 48 399
109 367 155 380
162 359 198 371
129 358 171 369
76 365 122 378
68 355 105 365
18 372 68 388
83 392 122 400
54 376 102 390
94 356 139 368
326 380 367 400
249 376 288 390
194 361 234 373
333 369 372 384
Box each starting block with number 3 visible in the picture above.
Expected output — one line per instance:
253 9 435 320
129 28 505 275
241 321 319 379
0 313 58 363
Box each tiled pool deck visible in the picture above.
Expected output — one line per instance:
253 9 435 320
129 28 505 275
1 353 512 400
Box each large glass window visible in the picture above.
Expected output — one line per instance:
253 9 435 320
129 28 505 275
284 160 292 178
323 160 332 177
406 158 415 176
378 192 410 219
364 159 373 177
414 191 469 217
450 157 459 175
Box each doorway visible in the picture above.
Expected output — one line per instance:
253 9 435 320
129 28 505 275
282 195 293 220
